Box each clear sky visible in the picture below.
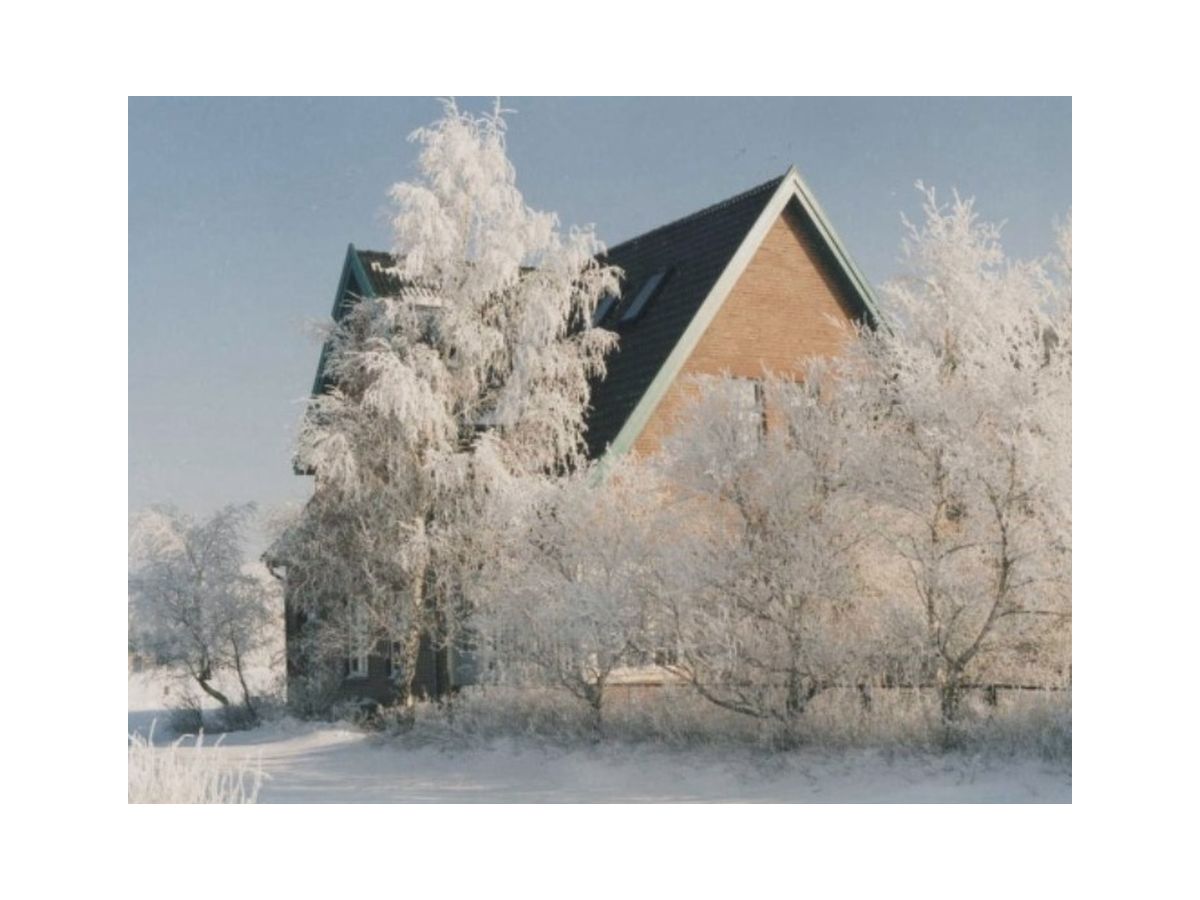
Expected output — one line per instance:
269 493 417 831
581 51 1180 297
129 96 1071 524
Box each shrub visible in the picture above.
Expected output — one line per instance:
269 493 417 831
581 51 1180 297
216 703 260 732
374 682 1070 757
167 696 205 736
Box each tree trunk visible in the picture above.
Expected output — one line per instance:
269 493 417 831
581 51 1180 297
584 682 604 739
230 638 258 722
400 624 423 707
786 668 806 717
938 666 966 748
940 681 961 723
195 676 231 708
432 599 451 703
785 666 820 718
858 684 873 712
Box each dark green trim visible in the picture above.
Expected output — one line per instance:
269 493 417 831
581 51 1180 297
310 244 379 398
347 245 379 301
787 168 887 330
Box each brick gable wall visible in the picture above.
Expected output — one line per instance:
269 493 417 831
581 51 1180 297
633 205 859 455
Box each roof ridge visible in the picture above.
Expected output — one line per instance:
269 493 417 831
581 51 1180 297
602 172 788 257
352 172 790 267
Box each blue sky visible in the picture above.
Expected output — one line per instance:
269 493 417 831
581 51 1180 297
129 97 1071 522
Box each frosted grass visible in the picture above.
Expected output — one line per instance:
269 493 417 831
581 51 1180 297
128 722 264 804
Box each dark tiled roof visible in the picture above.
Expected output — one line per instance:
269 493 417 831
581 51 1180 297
583 174 785 456
355 250 406 297
325 173 790 459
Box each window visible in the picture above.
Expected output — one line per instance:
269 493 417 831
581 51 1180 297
730 378 767 439
653 647 680 667
593 292 618 325
347 601 369 679
386 641 404 681
711 375 767 440
619 270 670 324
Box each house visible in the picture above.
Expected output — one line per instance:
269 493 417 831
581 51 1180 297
286 167 881 706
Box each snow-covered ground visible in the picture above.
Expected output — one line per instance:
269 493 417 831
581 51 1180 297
129 672 1070 803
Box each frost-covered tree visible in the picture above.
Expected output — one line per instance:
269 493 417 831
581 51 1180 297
850 186 1072 727
632 189 1069 742
478 462 664 732
130 504 276 723
276 101 619 708
651 371 873 743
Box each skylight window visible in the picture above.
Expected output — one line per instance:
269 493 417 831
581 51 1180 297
592 292 618 325
619 270 670 324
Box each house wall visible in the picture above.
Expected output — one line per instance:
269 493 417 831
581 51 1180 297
633 205 859 456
